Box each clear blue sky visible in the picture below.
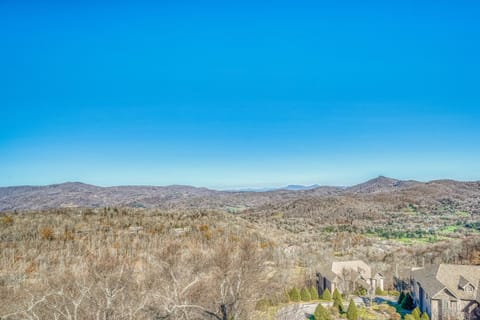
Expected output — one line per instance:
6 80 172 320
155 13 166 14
1 1 480 189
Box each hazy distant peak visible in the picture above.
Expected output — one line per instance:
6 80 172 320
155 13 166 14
347 176 420 194
281 184 321 191
52 182 97 188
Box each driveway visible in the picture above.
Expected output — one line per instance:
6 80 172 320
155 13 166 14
276 298 366 320
276 302 319 320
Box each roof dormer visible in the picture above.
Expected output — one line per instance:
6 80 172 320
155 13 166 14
458 276 476 292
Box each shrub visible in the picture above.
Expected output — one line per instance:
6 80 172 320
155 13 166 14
300 287 311 302
333 289 343 313
322 288 332 300
378 304 401 320
421 312 430 320
40 227 55 240
333 288 342 302
398 291 405 304
198 224 209 232
412 307 421 320
198 224 212 240
310 286 319 300
314 303 332 320
346 300 358 320
375 287 385 296
400 293 415 310
289 287 301 302
389 290 400 296
354 287 367 296
1 215 14 226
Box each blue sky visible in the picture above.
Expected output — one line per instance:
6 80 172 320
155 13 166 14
1 1 480 189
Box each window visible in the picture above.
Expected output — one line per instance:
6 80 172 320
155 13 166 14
451 301 457 313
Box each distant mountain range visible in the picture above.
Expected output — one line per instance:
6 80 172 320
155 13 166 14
231 184 321 192
1 176 479 212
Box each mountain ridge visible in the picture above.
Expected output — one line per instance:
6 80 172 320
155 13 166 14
1 176 479 212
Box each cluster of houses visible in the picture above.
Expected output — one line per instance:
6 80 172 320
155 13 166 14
316 260 480 320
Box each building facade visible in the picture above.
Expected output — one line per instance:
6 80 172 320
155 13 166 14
410 264 480 320
317 260 384 295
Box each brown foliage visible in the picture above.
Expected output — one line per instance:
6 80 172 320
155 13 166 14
40 226 55 240
0 204 479 319
0 208 277 320
1 215 14 225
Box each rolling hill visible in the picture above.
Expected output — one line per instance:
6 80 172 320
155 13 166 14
1 177 479 214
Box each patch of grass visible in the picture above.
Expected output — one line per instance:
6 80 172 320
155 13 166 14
393 235 448 245
439 225 458 234
364 231 446 245
358 307 379 320
455 211 471 217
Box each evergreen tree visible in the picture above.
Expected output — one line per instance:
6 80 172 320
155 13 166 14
314 303 332 320
333 288 342 302
310 286 319 300
398 291 405 304
322 288 332 301
412 307 421 320
300 287 311 302
400 293 415 310
346 300 358 320
289 287 301 302
333 288 343 313
420 312 430 320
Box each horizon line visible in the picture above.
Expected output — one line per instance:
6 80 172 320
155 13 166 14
1 175 478 191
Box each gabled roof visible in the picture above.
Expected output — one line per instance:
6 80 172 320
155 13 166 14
332 260 372 278
317 265 338 282
412 265 446 297
412 264 480 301
319 260 381 282
458 275 474 289
432 287 459 300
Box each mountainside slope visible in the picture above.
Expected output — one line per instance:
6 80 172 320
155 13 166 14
1 177 479 213
345 176 421 194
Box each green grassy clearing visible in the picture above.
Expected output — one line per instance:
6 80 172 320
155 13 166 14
455 211 471 217
439 225 458 233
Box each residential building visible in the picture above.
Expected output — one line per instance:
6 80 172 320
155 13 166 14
317 260 384 295
410 264 480 320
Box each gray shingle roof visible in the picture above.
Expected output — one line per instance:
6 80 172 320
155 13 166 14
459 275 470 288
317 264 338 282
412 265 446 297
412 264 480 301
319 260 382 284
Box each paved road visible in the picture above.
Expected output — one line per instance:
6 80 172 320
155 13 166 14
276 297 366 320
276 302 320 320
